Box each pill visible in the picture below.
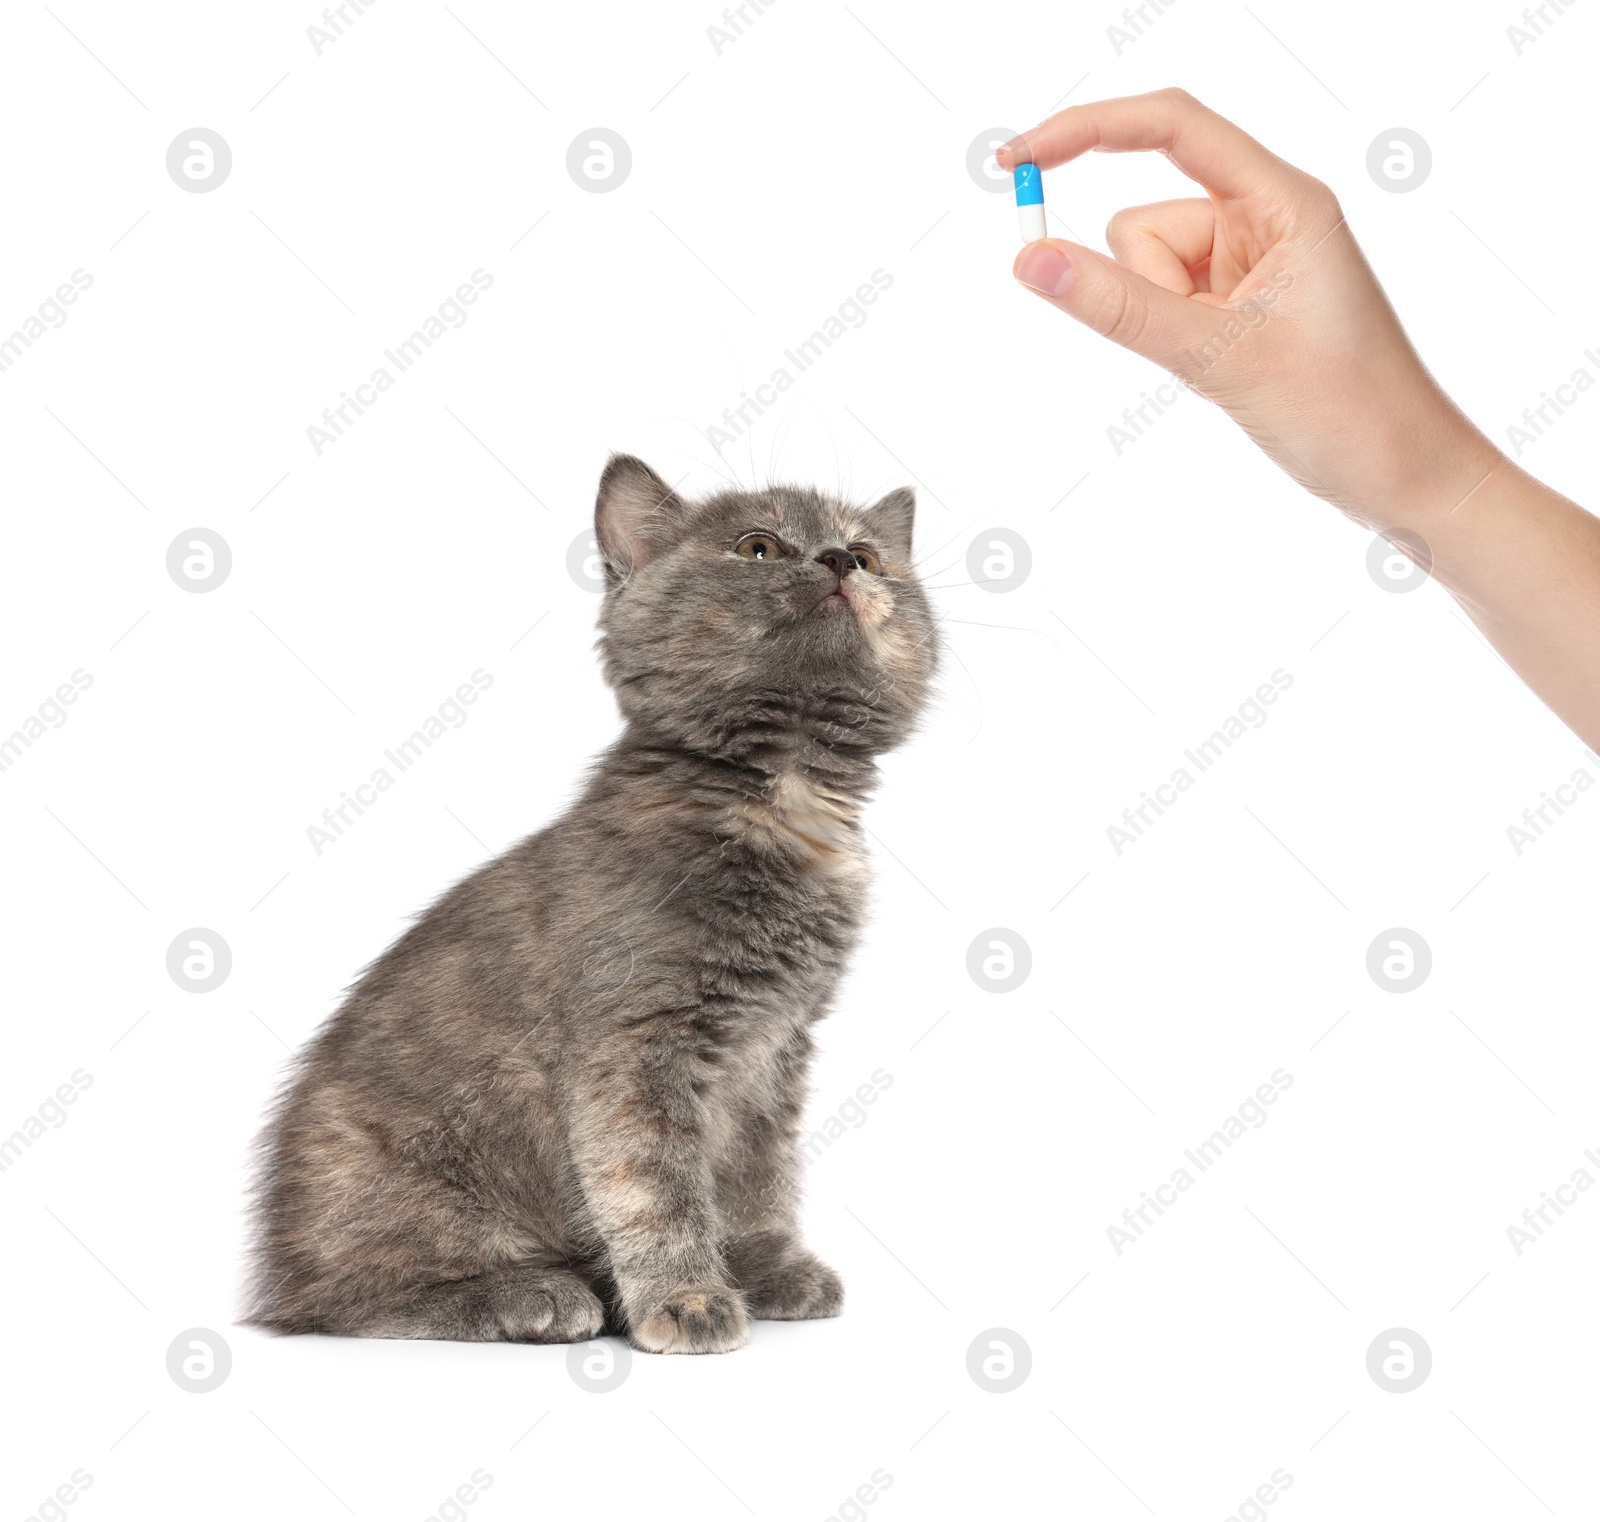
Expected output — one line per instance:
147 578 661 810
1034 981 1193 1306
1013 163 1046 243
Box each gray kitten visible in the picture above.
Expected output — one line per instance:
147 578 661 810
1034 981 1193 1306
245 456 937 1354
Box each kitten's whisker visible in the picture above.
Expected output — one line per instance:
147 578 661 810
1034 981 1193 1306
941 616 1064 654
744 377 757 488
906 549 975 585
907 517 986 576
826 420 844 509
700 452 744 493
934 641 985 743
667 416 744 496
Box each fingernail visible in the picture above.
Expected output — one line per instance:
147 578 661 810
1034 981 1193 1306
1015 243 1072 297
997 131 1034 167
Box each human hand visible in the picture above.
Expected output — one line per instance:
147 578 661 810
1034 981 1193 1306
997 88 1500 533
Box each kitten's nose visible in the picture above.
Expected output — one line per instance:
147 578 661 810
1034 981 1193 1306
815 547 856 579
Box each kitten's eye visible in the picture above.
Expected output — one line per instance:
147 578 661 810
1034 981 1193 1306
849 546 882 575
735 532 783 560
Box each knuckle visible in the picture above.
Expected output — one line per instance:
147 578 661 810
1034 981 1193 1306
1105 208 1136 247
1099 278 1153 350
1298 175 1344 221
1105 203 1157 253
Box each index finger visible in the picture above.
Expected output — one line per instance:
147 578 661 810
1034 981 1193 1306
997 88 1300 203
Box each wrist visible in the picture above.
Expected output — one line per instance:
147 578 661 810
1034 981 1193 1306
1333 399 1503 540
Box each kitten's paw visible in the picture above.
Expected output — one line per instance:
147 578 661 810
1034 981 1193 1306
516 1275 606 1344
631 1284 750 1355
745 1252 843 1321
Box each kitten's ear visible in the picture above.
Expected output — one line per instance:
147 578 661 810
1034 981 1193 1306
866 486 916 565
595 454 685 580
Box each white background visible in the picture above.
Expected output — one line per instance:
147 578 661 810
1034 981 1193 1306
3 1 1598 1518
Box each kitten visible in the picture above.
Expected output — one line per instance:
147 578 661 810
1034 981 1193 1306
245 455 937 1354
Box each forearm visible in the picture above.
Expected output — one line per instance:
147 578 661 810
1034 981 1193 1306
1360 431 1600 749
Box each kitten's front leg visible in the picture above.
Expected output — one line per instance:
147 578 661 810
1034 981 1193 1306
570 1053 749 1355
719 1029 844 1322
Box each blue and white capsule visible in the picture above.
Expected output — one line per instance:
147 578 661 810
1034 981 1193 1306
1013 163 1046 244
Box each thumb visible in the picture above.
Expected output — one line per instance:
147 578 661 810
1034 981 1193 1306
1013 239 1202 371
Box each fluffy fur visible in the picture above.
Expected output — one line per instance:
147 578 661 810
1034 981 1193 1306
245 455 937 1353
